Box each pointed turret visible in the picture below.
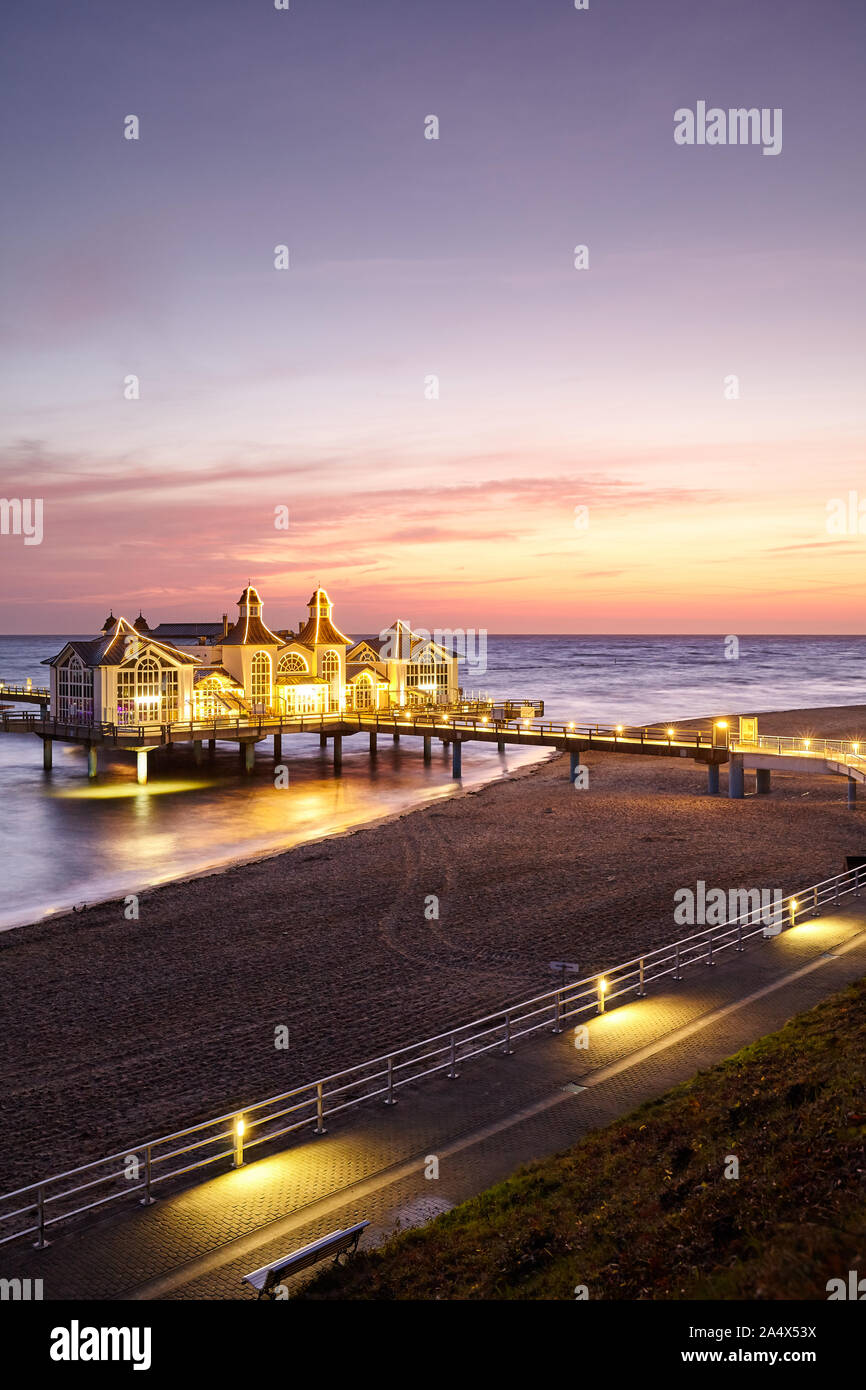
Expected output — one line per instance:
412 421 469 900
295 588 352 648
222 584 283 646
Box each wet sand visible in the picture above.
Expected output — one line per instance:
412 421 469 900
2 703 865 1192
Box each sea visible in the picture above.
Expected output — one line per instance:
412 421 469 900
1 632 864 933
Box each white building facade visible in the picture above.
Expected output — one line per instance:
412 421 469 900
45 585 461 724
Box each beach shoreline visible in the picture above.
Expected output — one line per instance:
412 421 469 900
2 702 865 1194
0 746 556 939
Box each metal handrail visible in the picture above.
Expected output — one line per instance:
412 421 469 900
1 863 862 1248
734 733 866 767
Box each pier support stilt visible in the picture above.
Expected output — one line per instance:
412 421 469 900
242 742 255 774
136 749 148 786
497 738 505 753
728 754 744 799
756 768 771 794
451 738 462 779
193 741 204 765
320 731 327 749
87 746 97 779
848 777 857 809
393 731 400 744
42 738 52 771
333 735 342 774
273 734 282 761
423 735 432 764
369 731 377 757
207 738 216 755
707 763 720 796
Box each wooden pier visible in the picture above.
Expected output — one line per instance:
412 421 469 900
0 704 728 785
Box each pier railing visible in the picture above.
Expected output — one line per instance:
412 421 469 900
0 708 718 749
0 682 50 698
1 864 862 1250
733 732 866 767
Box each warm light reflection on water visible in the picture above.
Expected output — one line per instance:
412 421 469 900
0 733 548 932
6 629 866 932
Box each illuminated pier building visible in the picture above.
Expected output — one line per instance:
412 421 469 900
44 586 460 726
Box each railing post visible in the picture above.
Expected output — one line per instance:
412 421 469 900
447 1034 460 1078
835 876 840 907
856 865 862 898
139 1145 156 1205
315 1082 327 1133
813 885 820 917
502 1013 514 1055
706 929 714 966
736 916 745 952
232 1116 245 1168
33 1186 49 1249
551 990 562 1033
674 944 682 978
637 958 646 997
384 1056 397 1105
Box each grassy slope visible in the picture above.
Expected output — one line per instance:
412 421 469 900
298 978 866 1300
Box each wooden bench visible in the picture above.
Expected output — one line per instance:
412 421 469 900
242 1220 370 1299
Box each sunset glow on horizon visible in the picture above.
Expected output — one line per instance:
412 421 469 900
1 0 864 634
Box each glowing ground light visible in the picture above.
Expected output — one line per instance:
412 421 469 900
597 976 608 1013
790 898 799 924
667 728 675 738
233 1116 246 1168
803 738 811 749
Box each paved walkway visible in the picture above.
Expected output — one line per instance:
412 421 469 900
5 907 866 1300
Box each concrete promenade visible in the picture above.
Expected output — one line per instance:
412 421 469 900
4 906 866 1301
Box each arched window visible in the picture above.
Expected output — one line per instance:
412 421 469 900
250 651 272 708
57 654 94 721
278 652 308 673
354 672 374 710
321 651 340 685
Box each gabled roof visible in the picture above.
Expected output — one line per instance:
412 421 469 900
346 639 383 661
347 665 390 683
193 665 242 686
44 619 201 668
41 639 103 667
352 622 457 660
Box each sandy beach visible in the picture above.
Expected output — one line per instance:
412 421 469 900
2 703 865 1193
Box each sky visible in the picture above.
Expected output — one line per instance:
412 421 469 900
0 0 864 634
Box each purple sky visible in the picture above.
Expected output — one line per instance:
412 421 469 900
1 0 864 633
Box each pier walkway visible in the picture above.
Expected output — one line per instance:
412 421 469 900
0 706 728 783
2 895 865 1301
2 698 865 802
